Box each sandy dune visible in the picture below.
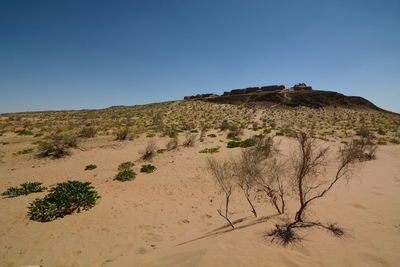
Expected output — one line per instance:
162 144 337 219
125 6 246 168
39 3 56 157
0 133 399 267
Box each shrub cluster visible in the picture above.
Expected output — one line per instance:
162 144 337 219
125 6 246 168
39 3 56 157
2 182 47 198
28 181 100 222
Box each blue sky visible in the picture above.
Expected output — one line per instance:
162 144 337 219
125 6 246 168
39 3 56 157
1 0 399 113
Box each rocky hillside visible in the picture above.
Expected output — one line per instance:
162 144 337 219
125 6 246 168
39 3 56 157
184 83 388 112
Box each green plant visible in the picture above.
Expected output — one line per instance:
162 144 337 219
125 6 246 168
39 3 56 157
140 164 156 173
27 181 100 222
199 147 220 153
227 138 256 148
114 169 136 181
13 148 34 156
85 164 97 170
2 182 47 198
118 161 135 171
15 129 34 135
207 134 217 138
389 138 400 144
157 149 166 153
263 128 272 134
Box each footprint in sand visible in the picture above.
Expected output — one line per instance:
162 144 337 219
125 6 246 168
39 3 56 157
136 247 147 254
350 203 366 210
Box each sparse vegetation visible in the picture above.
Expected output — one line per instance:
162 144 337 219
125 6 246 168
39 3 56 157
13 148 34 156
199 147 220 153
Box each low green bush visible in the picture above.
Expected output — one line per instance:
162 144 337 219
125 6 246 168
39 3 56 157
27 181 100 222
114 169 136 181
227 138 256 148
207 134 217 138
13 148 34 156
15 129 34 135
2 182 47 198
140 164 156 173
157 149 166 153
199 147 220 153
85 164 97 170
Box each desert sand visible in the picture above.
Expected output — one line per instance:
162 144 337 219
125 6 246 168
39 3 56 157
0 129 399 267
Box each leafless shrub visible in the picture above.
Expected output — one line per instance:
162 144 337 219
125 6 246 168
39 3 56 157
140 141 157 161
266 223 302 246
207 157 235 228
255 157 287 215
269 131 366 245
355 137 377 161
166 138 178 150
234 149 261 217
183 132 197 147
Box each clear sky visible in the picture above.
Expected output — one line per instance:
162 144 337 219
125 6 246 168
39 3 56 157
1 0 399 113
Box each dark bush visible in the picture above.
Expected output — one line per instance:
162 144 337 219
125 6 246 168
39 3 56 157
15 129 34 135
140 164 156 173
27 181 100 222
2 182 47 198
85 164 97 170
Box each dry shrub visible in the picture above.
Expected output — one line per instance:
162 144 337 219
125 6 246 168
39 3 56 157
207 157 235 228
140 141 157 161
37 133 79 158
183 132 197 147
114 127 129 140
166 138 178 150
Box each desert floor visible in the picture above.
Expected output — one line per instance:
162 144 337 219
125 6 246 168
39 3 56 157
1 132 399 267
